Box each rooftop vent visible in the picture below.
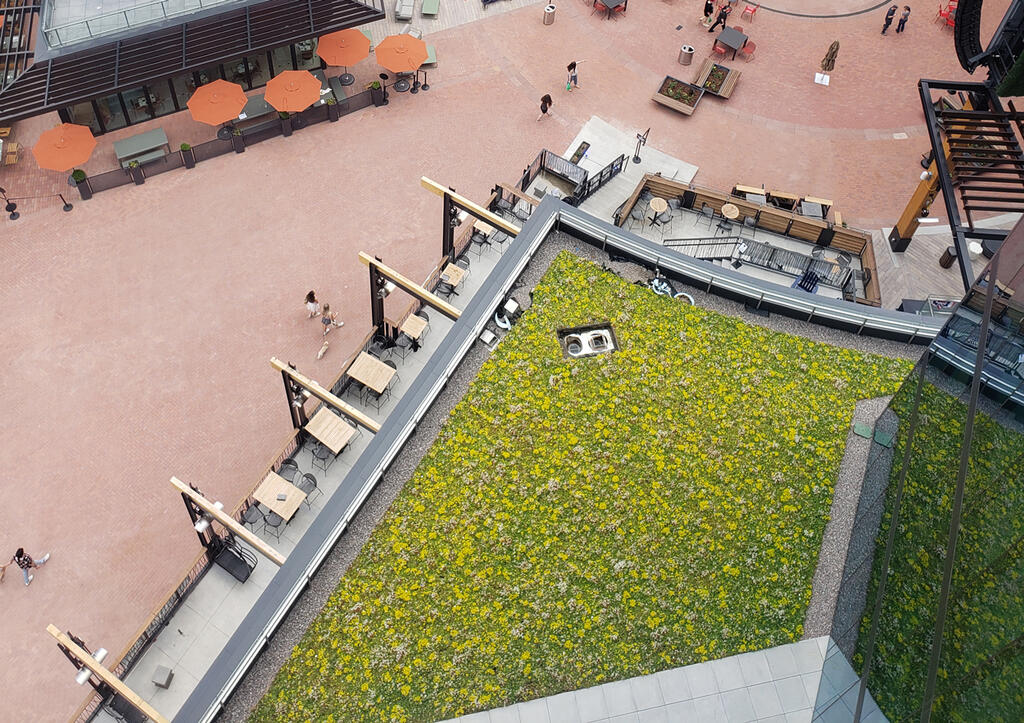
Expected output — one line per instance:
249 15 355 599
557 323 617 359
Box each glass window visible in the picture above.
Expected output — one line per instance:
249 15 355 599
246 53 271 88
143 83 175 118
221 57 248 87
271 45 295 75
65 101 101 135
294 39 320 71
196 65 223 86
95 94 127 131
171 74 196 109
122 86 152 124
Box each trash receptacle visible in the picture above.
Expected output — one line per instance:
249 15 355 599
543 4 555 24
940 245 958 269
679 45 695 65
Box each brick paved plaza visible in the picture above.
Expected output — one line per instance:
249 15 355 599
0 0 1011 718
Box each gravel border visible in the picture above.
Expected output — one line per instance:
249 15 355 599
218 233 924 721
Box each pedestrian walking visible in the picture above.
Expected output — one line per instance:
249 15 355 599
896 5 911 32
320 303 344 336
304 290 320 318
566 61 584 91
5 548 50 586
881 4 897 34
708 4 731 32
537 94 553 121
703 0 715 24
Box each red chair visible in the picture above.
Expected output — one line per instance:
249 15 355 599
946 13 956 28
739 40 756 62
741 3 759 20
712 42 727 55
935 3 952 22
733 25 743 33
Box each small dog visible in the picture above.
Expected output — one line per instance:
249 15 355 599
317 340 330 360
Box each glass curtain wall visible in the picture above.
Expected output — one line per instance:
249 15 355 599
854 220 1024 721
58 44 325 135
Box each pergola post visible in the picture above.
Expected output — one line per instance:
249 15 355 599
47 625 170 723
442 192 456 264
171 477 286 566
280 362 309 430
367 256 387 333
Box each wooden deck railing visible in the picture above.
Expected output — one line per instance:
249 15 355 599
616 174 882 306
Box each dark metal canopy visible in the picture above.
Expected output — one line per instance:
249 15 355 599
0 0 383 122
918 79 1022 290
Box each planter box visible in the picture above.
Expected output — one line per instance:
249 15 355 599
693 57 741 98
652 75 704 116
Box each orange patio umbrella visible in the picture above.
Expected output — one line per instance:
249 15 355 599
187 79 247 126
264 70 323 113
31 123 97 172
317 28 370 86
375 33 428 75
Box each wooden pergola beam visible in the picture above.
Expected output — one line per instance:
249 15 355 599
46 625 170 723
170 477 286 566
420 176 522 236
270 357 381 434
358 251 462 321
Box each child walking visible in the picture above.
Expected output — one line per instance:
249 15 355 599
320 303 344 336
566 60 584 91
537 94 554 121
304 290 320 318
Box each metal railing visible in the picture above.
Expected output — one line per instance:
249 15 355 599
663 236 741 260
569 153 626 206
44 0 244 47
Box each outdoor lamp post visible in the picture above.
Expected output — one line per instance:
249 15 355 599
379 73 390 105
633 128 649 164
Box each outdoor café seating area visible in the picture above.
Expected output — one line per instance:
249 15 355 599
612 174 881 306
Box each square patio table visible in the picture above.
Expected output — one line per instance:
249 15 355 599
400 314 428 340
716 27 748 60
253 471 306 522
347 351 396 394
305 406 356 455
441 262 466 287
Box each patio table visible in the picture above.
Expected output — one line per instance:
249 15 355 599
441 262 466 287
347 351 396 395
113 128 169 162
716 26 748 60
400 314 428 341
305 406 356 455
721 203 740 220
253 471 306 522
311 69 335 106
648 196 668 225
237 94 275 122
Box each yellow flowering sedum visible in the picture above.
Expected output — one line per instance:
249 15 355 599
253 253 909 722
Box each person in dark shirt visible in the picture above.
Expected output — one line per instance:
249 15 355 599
5 547 50 586
881 4 898 34
708 4 732 32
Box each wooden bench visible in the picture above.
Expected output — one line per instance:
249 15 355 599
421 0 439 15
395 0 414 20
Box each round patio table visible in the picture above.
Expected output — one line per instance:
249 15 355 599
648 196 668 224
721 203 740 220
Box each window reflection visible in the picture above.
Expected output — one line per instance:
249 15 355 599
295 39 320 70
66 101 101 134
95 94 127 131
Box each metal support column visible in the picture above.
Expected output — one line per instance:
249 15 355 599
368 258 386 332
442 192 456 263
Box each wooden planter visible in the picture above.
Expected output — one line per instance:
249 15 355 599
652 76 704 116
693 57 741 99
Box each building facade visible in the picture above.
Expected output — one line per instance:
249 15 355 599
0 0 383 133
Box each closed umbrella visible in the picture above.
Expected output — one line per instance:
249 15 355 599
375 33 428 75
821 40 839 73
264 70 323 113
318 28 370 86
187 79 248 126
32 123 97 172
